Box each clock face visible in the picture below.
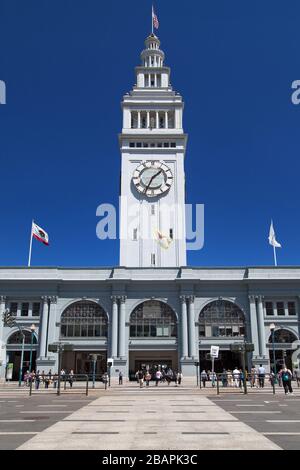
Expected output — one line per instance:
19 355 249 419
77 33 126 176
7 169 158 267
132 161 173 198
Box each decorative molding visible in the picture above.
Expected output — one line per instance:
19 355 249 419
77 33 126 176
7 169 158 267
0 296 6 304
186 295 195 304
118 295 127 304
179 295 187 304
49 296 57 304
111 295 118 304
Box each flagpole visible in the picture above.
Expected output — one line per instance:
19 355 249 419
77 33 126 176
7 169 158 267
151 5 154 34
28 221 33 267
273 245 277 267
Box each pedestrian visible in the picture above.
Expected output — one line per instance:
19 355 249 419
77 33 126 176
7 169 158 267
250 366 257 388
35 371 40 390
177 371 183 385
201 370 207 388
269 370 276 387
137 370 144 388
69 369 74 388
294 368 300 387
102 372 108 390
118 371 123 385
257 364 266 388
155 369 162 386
221 369 228 387
145 371 151 386
233 367 240 388
280 366 293 395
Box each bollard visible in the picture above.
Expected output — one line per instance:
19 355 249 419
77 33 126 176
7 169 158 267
86 376 89 396
64 376 67 390
216 375 220 395
272 380 276 395
29 379 33 397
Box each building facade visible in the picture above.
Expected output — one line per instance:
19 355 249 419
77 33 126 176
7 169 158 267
0 35 300 380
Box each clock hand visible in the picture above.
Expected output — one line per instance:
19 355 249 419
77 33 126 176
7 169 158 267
144 170 163 193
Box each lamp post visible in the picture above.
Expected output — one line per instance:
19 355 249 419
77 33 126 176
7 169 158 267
269 323 276 375
29 324 36 373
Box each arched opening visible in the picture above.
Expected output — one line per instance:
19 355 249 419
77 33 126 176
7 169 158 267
129 300 178 380
6 330 38 380
198 300 246 372
268 328 298 371
60 301 108 376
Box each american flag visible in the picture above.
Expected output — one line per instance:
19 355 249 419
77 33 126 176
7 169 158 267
152 6 159 29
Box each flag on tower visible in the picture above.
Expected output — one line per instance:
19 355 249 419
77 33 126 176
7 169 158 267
268 221 281 248
152 6 159 30
32 222 49 245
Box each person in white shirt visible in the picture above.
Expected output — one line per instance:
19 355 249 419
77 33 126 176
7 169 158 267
232 367 240 388
257 365 266 388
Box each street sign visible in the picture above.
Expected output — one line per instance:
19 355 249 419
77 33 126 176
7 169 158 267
107 358 114 367
210 346 219 358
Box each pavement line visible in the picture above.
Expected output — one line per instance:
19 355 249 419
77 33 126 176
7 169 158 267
236 405 265 407
0 420 36 422
20 411 71 414
263 432 300 436
0 432 38 435
228 411 282 414
38 405 68 407
266 420 300 423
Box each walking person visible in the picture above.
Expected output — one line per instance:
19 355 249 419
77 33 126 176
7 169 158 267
280 366 293 395
294 368 300 387
257 364 266 388
145 371 151 387
177 371 183 386
35 371 41 390
118 371 123 385
233 367 240 388
137 370 144 388
201 370 208 388
69 369 74 388
155 369 162 386
250 366 257 388
221 369 228 387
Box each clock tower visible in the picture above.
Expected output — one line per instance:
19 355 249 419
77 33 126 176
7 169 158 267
119 34 187 267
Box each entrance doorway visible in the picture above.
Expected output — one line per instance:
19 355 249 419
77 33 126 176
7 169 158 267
129 351 178 380
199 350 243 373
62 351 107 375
6 351 37 381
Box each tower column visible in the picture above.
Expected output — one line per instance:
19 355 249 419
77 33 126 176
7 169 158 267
154 74 157 87
187 296 196 359
180 296 188 359
118 296 126 359
111 296 118 358
38 297 49 359
257 296 267 358
147 111 150 129
138 111 141 129
165 111 168 129
156 111 159 129
248 295 259 358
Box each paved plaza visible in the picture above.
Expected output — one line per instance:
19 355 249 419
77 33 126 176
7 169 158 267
0 381 299 450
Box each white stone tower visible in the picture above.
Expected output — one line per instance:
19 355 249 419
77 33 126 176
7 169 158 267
119 34 187 267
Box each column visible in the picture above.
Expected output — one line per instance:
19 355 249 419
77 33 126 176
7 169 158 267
165 111 168 129
180 296 188 359
138 111 141 129
111 296 118 358
248 295 259 357
147 111 150 129
156 111 159 129
38 297 49 359
47 297 58 349
118 296 126 359
154 74 157 87
187 296 196 359
0 297 6 379
257 296 267 358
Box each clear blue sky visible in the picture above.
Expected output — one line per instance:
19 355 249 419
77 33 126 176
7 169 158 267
0 0 300 267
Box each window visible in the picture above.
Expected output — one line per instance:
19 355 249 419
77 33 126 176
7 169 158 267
159 118 164 128
268 329 298 344
129 142 135 148
10 303 18 315
130 300 177 338
169 229 173 239
288 302 296 316
32 302 41 317
21 303 29 317
150 143 155 148
143 143 149 148
133 228 138 241
170 143 176 148
265 301 274 316
151 254 156 266
199 300 245 338
151 205 155 215
157 143 162 148
60 301 108 338
163 143 170 148
277 302 285 316
136 142 142 148
8 330 37 345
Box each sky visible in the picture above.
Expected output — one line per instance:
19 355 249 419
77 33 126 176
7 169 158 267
0 0 300 268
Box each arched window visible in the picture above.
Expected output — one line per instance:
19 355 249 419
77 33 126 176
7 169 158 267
268 329 298 344
130 300 177 338
7 330 37 345
60 301 108 338
199 300 245 338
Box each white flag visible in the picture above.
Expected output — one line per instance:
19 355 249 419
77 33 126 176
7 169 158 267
32 222 49 245
268 221 281 248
